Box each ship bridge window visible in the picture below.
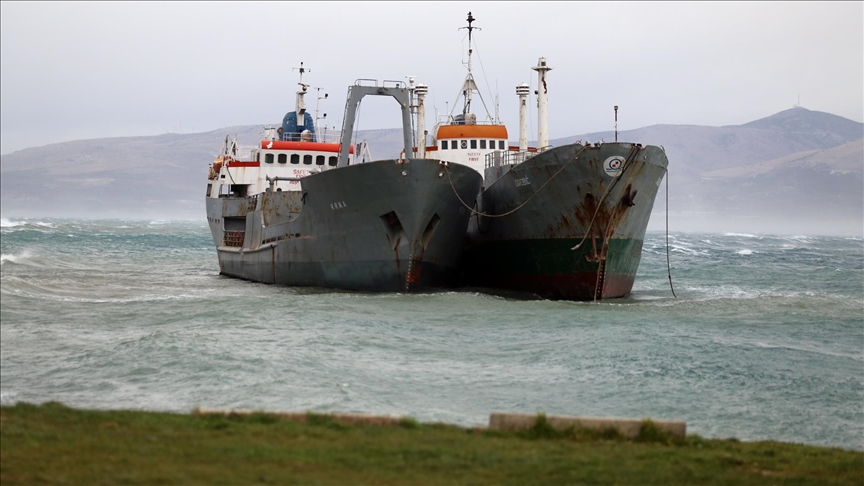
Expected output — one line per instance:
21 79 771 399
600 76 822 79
316 155 325 166
278 153 287 164
265 153 274 164
480 140 487 149
460 140 467 149
499 140 505 150
328 156 337 166
470 140 477 149
441 140 448 150
291 154 299 164
303 155 312 165
489 140 495 149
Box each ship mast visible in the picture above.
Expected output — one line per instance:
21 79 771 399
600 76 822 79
293 62 309 127
450 11 494 123
458 12 479 118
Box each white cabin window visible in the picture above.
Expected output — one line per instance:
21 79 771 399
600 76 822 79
460 140 467 149
328 156 337 166
265 153 274 163
278 154 287 164
291 154 299 164
303 155 312 165
470 140 477 149
316 155 325 166
499 140 505 150
480 140 487 149
441 140 448 150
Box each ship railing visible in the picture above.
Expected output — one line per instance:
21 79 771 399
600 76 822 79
352 78 405 88
435 117 505 126
259 130 345 145
485 149 537 168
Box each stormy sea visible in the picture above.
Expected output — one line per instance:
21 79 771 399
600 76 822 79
1 217 862 451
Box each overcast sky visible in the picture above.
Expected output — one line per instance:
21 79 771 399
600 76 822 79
1 1 862 155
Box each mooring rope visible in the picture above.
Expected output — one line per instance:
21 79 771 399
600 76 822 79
665 167 677 298
569 145 641 251
442 146 587 218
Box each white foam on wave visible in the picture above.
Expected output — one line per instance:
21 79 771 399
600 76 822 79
0 217 22 228
1 218 58 230
677 284 770 301
668 244 708 255
724 232 760 238
29 292 207 304
753 341 862 361
0 250 33 265
679 284 852 305
736 249 754 255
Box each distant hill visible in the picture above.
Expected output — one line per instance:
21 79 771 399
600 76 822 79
555 107 863 175
1 108 861 235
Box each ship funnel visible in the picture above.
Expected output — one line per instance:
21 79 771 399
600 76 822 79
532 57 552 152
516 83 530 152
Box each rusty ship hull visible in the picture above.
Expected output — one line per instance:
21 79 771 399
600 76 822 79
463 142 668 300
207 158 482 292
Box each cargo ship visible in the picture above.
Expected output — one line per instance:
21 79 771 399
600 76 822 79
205 66 482 292
423 13 669 300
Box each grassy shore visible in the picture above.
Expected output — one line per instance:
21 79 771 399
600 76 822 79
1 402 861 485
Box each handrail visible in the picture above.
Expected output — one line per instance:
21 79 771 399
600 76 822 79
485 149 536 168
263 131 346 144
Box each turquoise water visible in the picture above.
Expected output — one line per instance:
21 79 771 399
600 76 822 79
1 218 862 450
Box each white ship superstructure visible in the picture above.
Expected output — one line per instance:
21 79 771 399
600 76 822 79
207 63 354 199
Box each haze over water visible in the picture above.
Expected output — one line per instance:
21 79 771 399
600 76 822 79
1 218 862 451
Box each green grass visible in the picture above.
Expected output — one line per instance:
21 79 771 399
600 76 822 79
1 402 861 485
